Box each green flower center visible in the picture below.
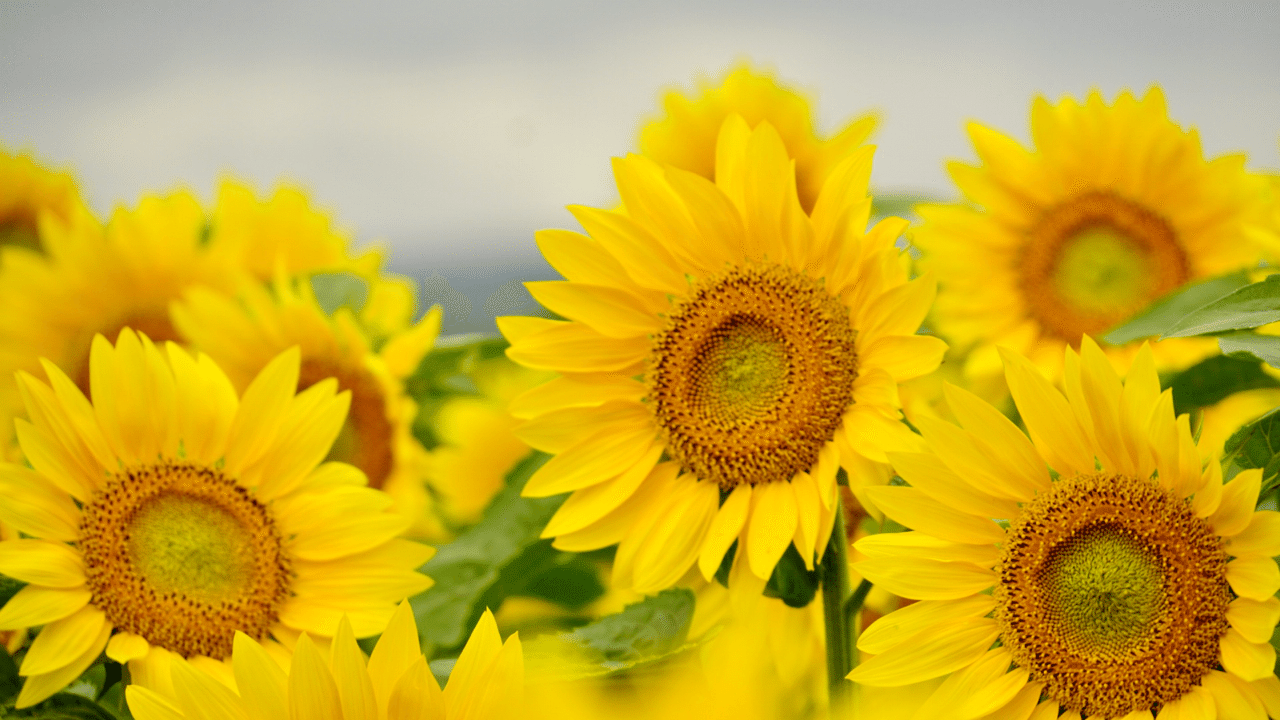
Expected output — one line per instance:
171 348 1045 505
1051 228 1155 316
129 493 255 604
1039 523 1165 657
691 316 790 426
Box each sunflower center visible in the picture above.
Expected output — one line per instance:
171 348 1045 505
80 462 292 659
1019 191 1188 344
298 359 395 489
648 264 858 488
0 213 41 252
996 474 1230 717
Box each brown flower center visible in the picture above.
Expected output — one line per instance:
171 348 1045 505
79 462 292 659
1018 191 1189 343
647 264 858 488
996 474 1230 717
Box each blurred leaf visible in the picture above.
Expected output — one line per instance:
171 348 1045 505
1163 275 1280 339
515 554 606 611
310 272 369 316
0 575 25 607
0 645 20 705
762 544 819 608
870 192 940 220
411 451 565 654
1222 408 1280 495
5 693 121 719
1103 271 1251 344
523 588 696 680
1219 332 1280 369
1167 355 1280 416
405 336 509 451
62 664 105 700
94 682 130 720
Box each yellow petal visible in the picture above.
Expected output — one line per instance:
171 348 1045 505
698 483 753 581
864 486 1005 545
853 556 995 601
330 617 379 720
1228 556 1280 600
443 609 503 711
126 686 186 720
746 480 799 580
0 464 82 542
974 680 1045 720
224 346 301 476
508 374 646 420
15 621 110 709
856 531 1001 567
1202 669 1267 720
567 204 687 295
941 382 1050 497
505 319 651 374
1251 674 1280 720
1211 470 1262 538
858 595 996 655
533 228 638 290
1230 511 1280 558
999 348 1095 476
0 585 91 631
1227 596 1280 644
232 632 289 720
539 452 669 539
525 281 661 339
171 655 248 720
847 618 1001 686
523 426 658 498
387 655 443 720
515 401 652 454
21 604 107 676
367 601 422 714
1027 700 1061 720
1220 628 1276 682
288 635 343 720
860 335 948 382
381 305 442 378
631 478 719 593
106 632 151 663
887 451 1021 521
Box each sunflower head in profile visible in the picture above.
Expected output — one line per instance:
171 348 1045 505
0 330 431 708
500 115 945 594
851 336 1280 719
173 273 446 539
0 146 89 255
914 87 1279 379
640 64 877 214
126 603 523 720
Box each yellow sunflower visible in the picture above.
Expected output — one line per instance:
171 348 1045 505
850 336 1280 719
126 602 523 720
0 191 235 457
500 116 945 594
914 87 1279 380
0 330 431 708
0 146 89 255
172 274 445 539
640 64 877 214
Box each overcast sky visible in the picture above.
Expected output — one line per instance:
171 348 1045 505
2 1 1278 330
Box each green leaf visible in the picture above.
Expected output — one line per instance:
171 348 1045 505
523 588 697 680
5 693 121 719
870 192 940 220
1167 355 1280 416
762 543 819 608
0 574 26 607
0 645 20 705
1102 271 1251 344
1222 408 1280 494
1163 275 1280 339
410 451 566 654
1218 332 1280 369
404 336 510 451
310 272 369 316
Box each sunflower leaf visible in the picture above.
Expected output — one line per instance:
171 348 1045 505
763 543 819 608
1218 332 1280 369
0 646 19 705
310 272 369 316
521 588 696 680
1161 274 1280 339
1166 355 1280 416
1102 271 1252 344
1222 408 1280 494
410 451 568 654
3 692 121 719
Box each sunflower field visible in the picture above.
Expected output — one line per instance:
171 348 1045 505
2 63 1280 720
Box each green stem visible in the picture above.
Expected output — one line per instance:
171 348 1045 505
820 502 853 712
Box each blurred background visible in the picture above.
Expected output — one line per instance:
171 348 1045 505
2 0 1278 333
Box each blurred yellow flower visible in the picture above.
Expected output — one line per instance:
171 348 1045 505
914 87 1278 380
0 146 89 255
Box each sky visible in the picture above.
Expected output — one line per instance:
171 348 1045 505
2 1 1278 332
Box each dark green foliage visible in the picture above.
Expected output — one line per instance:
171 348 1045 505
763 543 819 608
1166 355 1280 416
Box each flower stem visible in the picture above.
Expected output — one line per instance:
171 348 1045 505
820 502 853 713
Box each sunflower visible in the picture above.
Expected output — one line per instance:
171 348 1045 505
172 274 446 539
914 87 1279 380
849 336 1280 719
639 64 877 214
500 116 945 594
0 330 431 708
0 191 235 457
126 602 523 720
0 146 89 255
